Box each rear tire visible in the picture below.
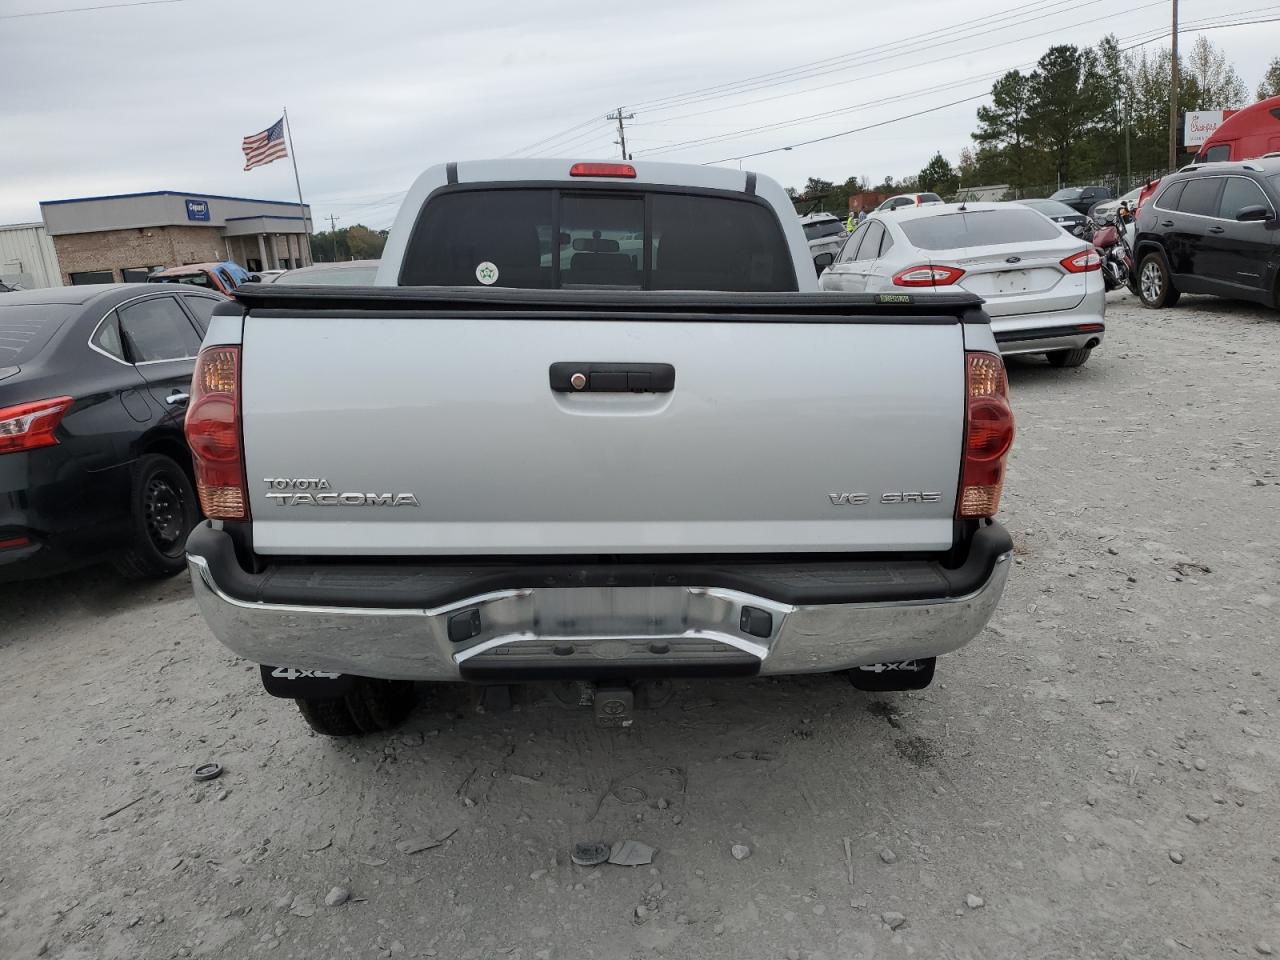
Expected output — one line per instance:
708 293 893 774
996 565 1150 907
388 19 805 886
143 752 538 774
846 658 936 692
1047 347 1092 368
296 678 416 736
112 453 199 580
1137 252 1180 308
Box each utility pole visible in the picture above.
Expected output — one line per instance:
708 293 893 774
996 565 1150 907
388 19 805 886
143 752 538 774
608 107 635 160
325 214 340 261
1169 0 1179 171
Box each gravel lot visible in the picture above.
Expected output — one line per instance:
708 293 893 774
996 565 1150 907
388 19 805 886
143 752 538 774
2 292 1278 960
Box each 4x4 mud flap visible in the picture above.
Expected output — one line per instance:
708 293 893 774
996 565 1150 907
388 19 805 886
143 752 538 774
260 665 355 699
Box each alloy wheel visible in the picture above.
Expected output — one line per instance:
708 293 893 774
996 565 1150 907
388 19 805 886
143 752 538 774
144 473 184 553
1140 260 1163 303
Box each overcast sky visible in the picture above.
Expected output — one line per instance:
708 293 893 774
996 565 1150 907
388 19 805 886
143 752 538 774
1 0 1276 230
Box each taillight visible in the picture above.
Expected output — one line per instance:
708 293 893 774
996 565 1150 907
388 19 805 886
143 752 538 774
569 162 636 178
0 396 73 455
958 352 1014 519
893 264 965 287
1061 249 1102 273
185 346 248 520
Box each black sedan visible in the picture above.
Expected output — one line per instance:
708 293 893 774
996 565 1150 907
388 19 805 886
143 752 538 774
0 283 222 582
1014 198 1093 239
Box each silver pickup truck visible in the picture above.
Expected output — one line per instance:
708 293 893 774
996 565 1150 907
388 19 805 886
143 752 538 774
183 159 1015 735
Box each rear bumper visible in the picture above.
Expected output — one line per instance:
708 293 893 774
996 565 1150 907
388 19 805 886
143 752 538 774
989 286 1106 357
186 521 1012 681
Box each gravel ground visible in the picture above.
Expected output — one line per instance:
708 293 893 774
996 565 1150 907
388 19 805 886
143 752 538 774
1 293 1278 960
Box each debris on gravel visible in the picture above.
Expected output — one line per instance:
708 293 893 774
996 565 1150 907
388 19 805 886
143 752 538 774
878 847 897 864
1193 758 1209 771
324 886 350 907
966 894 985 909
881 911 906 930
730 843 751 861
289 895 316 918
1169 851 1185 865
607 840 655 867
571 842 611 867
395 828 457 855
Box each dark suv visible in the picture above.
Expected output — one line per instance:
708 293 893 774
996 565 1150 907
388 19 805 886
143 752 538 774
1133 157 1280 310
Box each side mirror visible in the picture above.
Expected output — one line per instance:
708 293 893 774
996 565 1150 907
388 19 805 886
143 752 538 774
1236 204 1272 223
813 252 835 274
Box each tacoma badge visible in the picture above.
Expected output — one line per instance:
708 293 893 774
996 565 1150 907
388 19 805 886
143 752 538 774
263 477 419 507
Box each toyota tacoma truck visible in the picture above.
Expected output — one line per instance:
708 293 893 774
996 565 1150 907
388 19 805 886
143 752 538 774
183 158 1015 735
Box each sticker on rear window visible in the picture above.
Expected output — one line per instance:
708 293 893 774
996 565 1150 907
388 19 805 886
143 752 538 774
877 293 912 304
475 261 498 285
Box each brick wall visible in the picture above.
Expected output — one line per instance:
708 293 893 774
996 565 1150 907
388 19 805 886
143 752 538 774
51 226 226 284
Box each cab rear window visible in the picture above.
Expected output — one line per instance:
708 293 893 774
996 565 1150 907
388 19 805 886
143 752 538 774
400 188 796 291
900 209 1063 250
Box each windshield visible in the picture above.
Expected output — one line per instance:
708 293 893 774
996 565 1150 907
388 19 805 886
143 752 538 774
155 271 215 289
802 219 845 241
1020 199 1078 217
401 188 796 291
275 264 380 285
900 209 1065 249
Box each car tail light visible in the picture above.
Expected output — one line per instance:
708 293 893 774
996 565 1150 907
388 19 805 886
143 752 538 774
1060 249 1102 273
0 396 73 455
958 352 1015 519
185 346 248 520
0 535 31 550
569 162 636 178
893 264 965 287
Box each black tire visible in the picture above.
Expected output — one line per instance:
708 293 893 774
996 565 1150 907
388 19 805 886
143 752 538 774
846 658 936 692
1047 347 1092 368
296 678 416 737
1137 252 1180 308
112 453 199 580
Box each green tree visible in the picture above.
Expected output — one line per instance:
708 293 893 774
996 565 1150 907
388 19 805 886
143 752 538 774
1186 35 1247 108
1026 45 1107 184
309 223 388 263
1258 56 1280 100
1125 46 1202 173
917 152 958 195
973 70 1035 189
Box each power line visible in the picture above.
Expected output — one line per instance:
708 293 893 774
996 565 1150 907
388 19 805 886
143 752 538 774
633 0 1168 132
0 0 189 19
625 0 1083 113
506 116 609 158
640 5 1270 165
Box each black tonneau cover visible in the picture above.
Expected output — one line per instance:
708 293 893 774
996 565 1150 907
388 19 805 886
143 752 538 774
220 284 989 325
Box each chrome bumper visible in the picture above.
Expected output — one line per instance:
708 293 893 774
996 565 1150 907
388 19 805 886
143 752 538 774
187 550 1011 681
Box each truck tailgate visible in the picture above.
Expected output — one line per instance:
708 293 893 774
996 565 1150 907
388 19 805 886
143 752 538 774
237 289 972 556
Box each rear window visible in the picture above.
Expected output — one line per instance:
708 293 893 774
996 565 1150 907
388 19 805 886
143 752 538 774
899 209 1062 250
803 219 845 241
0 303 76 365
400 188 796 291
1050 188 1082 202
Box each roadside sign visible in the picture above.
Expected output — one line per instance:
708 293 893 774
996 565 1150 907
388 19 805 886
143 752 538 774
1184 110 1238 148
185 199 211 221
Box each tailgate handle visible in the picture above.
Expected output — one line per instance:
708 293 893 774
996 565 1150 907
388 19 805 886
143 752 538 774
549 362 675 393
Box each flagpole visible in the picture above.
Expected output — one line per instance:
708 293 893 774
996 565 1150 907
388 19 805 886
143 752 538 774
281 106 311 264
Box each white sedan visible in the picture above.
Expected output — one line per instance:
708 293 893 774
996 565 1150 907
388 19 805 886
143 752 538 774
818 202 1107 368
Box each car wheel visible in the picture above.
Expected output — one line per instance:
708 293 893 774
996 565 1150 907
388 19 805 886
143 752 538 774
1138 253 1180 308
1047 347 1092 368
846 658 936 691
296 678 416 736
112 453 200 580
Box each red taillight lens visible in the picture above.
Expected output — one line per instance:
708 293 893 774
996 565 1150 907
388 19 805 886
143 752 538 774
893 264 965 287
569 162 636 178
958 352 1014 519
1061 249 1102 273
0 535 31 549
185 346 248 520
0 396 73 455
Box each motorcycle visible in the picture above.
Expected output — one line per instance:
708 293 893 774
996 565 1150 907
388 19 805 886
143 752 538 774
1091 203 1135 292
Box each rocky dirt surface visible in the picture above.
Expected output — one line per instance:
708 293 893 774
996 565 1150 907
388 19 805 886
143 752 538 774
1 293 1278 960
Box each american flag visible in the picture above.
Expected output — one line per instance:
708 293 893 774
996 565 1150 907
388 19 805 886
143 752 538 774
242 118 288 171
